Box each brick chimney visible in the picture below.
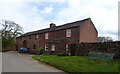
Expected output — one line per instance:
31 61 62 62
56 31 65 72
50 23 56 28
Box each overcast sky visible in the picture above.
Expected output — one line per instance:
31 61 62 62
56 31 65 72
0 0 119 40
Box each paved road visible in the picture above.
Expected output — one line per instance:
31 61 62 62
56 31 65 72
2 51 65 72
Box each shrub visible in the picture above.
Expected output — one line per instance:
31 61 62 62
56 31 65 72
35 47 45 55
49 51 56 55
57 52 69 56
43 51 49 55
29 49 36 54
39 47 44 54
113 54 120 60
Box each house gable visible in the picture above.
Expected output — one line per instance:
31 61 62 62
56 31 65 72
79 18 98 43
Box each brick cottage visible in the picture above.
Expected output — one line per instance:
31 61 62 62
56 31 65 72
15 18 98 52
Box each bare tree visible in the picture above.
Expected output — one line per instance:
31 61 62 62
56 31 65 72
1 20 24 38
98 36 113 42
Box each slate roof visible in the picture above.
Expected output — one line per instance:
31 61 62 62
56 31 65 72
17 18 90 38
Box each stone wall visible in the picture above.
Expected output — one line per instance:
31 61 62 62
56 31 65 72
72 41 120 56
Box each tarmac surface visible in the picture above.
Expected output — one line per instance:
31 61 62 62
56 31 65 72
2 51 66 73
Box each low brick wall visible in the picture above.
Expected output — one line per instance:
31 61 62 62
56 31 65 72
73 41 120 56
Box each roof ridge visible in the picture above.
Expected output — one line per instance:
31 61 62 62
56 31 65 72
62 17 90 25
17 18 90 38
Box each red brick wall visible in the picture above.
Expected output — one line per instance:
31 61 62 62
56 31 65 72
79 19 98 43
15 19 98 51
16 27 79 51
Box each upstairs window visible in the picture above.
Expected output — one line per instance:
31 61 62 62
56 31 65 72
45 33 49 39
66 29 71 37
35 34 38 39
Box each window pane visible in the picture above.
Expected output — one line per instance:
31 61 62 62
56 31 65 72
66 44 68 51
45 33 49 39
51 45 55 51
35 34 38 39
45 44 48 51
66 29 71 37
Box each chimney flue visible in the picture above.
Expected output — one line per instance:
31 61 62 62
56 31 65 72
50 23 56 28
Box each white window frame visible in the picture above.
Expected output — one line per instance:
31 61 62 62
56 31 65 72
66 44 69 51
45 33 49 39
45 44 48 51
51 45 55 51
66 29 71 37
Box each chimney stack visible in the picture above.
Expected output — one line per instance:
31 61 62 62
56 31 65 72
50 23 56 28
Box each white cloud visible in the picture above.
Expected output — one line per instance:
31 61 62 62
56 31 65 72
0 0 119 40
40 7 53 14
0 0 66 2
53 0 118 40
0 1 50 33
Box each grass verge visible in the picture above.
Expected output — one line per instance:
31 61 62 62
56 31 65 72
33 55 119 73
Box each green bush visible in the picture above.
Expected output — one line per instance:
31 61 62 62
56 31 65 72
49 51 56 55
29 49 37 54
57 52 69 56
2 37 15 52
43 51 49 55
36 47 44 55
113 54 120 60
39 47 44 53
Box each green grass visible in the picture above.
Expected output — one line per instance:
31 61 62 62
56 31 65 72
33 55 119 72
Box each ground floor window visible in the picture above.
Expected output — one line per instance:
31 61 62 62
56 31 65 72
51 45 55 51
66 44 69 51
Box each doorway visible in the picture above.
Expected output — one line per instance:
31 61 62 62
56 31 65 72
71 44 76 56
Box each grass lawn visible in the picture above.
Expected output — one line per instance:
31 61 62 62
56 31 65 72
33 55 119 72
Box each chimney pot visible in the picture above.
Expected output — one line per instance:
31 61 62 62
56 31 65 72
50 23 56 28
